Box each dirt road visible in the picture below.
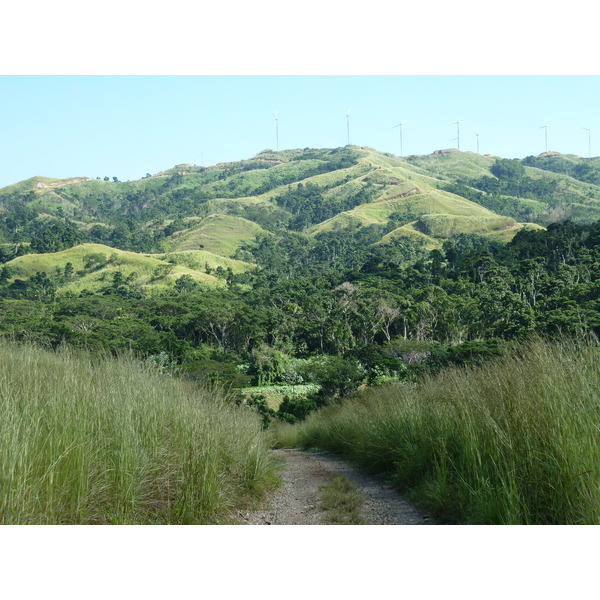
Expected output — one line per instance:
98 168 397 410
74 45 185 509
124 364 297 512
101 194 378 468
237 448 434 525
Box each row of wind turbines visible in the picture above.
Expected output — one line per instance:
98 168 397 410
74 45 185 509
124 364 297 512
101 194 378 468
538 124 593 157
273 111 594 158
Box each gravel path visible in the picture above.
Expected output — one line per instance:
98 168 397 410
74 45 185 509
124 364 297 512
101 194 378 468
237 448 434 525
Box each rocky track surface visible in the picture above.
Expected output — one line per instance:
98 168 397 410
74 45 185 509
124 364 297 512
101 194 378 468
237 448 434 525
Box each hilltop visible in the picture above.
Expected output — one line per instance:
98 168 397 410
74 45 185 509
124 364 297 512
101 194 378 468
2 243 256 294
1 145 600 292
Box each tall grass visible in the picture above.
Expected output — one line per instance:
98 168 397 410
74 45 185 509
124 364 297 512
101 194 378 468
0 342 278 524
274 337 600 524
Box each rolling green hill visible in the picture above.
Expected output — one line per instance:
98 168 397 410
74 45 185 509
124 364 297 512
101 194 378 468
3 243 231 293
407 150 600 225
405 149 500 180
153 248 256 274
165 214 268 257
376 223 442 249
5 146 600 278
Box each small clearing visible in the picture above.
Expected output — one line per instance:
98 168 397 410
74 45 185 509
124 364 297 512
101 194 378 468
237 449 434 525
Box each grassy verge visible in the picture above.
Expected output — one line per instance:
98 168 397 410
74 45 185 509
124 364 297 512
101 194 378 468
0 341 279 524
320 475 365 524
273 337 600 524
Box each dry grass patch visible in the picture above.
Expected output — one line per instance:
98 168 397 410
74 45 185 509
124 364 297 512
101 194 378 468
320 475 365 525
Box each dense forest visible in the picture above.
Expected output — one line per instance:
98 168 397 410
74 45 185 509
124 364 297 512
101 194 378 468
1 147 599 424
1 221 598 422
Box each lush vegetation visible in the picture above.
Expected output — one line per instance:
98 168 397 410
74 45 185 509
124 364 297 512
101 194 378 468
522 153 600 185
1 147 600 524
0 341 278 524
0 219 599 424
274 337 600 524
0 148 361 256
3 148 599 264
439 157 600 225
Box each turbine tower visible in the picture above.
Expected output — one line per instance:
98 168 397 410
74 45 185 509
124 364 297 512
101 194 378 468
452 121 464 150
473 129 480 154
346 108 351 146
393 120 408 157
583 127 592 157
275 111 279 151
540 124 551 153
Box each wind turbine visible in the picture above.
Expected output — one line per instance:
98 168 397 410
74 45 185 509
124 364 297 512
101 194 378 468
452 121 464 150
540 124 551 153
275 111 279 151
346 108 351 146
473 129 480 154
582 127 592 157
393 120 408 157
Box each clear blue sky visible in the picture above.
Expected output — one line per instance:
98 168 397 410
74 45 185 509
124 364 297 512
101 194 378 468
1 75 599 188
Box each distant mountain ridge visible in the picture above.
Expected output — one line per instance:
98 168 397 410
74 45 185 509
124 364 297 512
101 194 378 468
1 146 600 285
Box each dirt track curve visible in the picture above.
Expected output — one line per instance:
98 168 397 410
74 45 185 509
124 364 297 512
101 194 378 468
237 448 434 525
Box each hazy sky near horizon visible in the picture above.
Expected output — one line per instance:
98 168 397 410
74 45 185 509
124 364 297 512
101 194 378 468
1 75 599 188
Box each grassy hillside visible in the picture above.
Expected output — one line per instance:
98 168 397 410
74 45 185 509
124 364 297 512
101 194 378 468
153 249 256 274
10 146 600 266
312 191 505 233
409 150 600 225
309 149 518 239
405 150 499 180
483 222 545 242
415 214 516 238
0 175 94 196
4 243 228 293
165 214 268 257
376 223 441 249
0 340 278 524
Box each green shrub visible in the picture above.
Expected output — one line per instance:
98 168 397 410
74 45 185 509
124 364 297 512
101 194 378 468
240 394 277 428
426 339 504 372
308 355 366 401
277 395 318 423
